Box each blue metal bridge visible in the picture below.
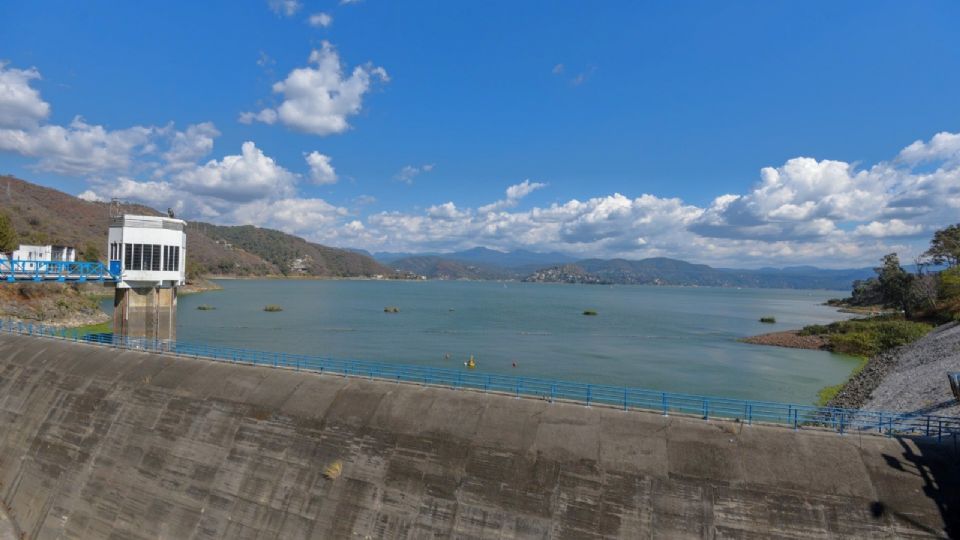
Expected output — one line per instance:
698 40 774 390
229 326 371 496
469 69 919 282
0 259 119 283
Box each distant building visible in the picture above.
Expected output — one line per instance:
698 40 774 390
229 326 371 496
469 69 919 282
9 244 77 270
11 244 77 262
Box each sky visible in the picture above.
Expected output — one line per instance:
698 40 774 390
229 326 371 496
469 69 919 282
1 1 958 268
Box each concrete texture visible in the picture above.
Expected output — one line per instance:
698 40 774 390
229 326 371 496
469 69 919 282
0 334 957 539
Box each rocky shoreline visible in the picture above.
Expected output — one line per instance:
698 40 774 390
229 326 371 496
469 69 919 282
835 322 960 416
739 330 828 350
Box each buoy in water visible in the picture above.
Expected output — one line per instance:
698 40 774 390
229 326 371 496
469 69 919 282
465 355 476 369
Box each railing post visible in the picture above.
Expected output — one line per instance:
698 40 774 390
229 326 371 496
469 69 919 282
793 409 798 431
703 399 709 420
662 393 668 416
747 403 752 425
925 417 930 437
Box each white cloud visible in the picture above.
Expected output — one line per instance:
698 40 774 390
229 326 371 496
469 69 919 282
855 219 924 238
0 117 156 175
898 131 960 165
339 0 362 4
394 163 434 184
174 141 297 202
305 151 337 184
162 122 220 172
308 12 333 27
268 0 301 16
0 62 50 128
241 41 389 136
479 179 546 213
552 64 564 75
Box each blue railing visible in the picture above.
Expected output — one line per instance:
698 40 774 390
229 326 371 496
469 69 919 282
0 259 118 283
4 318 960 442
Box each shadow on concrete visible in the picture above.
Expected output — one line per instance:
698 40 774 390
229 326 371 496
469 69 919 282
875 436 959 538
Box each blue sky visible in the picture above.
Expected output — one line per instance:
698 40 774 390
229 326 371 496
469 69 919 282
1 1 958 267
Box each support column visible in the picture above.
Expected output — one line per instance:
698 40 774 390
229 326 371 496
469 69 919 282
113 286 177 341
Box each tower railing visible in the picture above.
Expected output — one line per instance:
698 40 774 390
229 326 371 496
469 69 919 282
0 259 119 283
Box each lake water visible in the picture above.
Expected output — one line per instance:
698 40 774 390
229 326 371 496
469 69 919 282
106 280 859 405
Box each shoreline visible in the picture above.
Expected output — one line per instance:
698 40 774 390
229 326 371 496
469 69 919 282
739 330 828 351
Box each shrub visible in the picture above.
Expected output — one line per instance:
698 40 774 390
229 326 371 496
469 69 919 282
798 317 932 357
263 305 283 312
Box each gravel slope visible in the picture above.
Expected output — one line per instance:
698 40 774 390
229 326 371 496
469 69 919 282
829 322 960 417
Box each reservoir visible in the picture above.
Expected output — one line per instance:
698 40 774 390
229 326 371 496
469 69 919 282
110 280 859 405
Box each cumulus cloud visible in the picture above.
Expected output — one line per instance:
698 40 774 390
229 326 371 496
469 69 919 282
305 151 337 184
479 179 546 213
308 12 332 27
268 0 301 16
394 163 434 184
0 117 156 175
161 122 220 172
898 131 960 165
0 62 50 128
241 41 389 136
173 141 297 202
855 219 924 238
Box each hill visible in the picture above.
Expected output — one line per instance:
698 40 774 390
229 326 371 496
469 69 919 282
387 256 516 280
0 175 393 279
524 257 875 290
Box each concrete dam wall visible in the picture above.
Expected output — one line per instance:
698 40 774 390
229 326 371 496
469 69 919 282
0 334 957 539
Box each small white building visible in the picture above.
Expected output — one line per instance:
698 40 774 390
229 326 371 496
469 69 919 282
107 214 186 288
12 244 77 262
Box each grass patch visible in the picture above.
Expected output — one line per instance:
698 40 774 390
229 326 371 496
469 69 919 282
798 316 932 358
817 384 843 406
263 305 283 312
759 316 776 323
70 321 112 337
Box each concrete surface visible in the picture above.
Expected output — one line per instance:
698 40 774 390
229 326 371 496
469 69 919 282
0 333 957 539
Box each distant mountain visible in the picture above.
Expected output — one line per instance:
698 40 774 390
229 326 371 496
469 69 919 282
525 257 876 290
387 256 515 280
382 247 576 279
0 175 395 279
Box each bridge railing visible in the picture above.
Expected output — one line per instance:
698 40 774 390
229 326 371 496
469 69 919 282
4 318 960 442
0 259 118 282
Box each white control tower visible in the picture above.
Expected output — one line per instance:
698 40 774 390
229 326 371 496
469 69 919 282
107 214 186 341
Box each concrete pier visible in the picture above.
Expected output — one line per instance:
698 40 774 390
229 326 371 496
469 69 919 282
0 334 956 539
112 286 177 341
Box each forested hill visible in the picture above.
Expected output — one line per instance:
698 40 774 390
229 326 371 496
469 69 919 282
523 257 875 290
194 223 392 277
0 175 394 278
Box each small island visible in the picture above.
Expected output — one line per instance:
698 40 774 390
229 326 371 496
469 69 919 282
263 305 283 312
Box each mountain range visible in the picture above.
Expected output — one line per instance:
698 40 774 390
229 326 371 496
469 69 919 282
2 175 882 290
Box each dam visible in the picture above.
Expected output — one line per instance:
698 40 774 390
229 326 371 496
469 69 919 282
0 333 957 539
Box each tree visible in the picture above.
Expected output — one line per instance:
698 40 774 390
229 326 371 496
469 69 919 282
875 253 914 315
81 242 102 262
924 223 960 268
0 212 17 254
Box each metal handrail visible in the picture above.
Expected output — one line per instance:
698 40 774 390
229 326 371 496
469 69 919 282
0 259 118 282
4 318 959 441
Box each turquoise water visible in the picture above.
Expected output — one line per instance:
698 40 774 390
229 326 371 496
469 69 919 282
107 280 860 404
